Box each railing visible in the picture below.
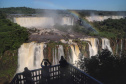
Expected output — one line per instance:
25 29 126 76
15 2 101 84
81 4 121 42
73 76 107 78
10 58 102 84
10 64 60 84
68 63 102 84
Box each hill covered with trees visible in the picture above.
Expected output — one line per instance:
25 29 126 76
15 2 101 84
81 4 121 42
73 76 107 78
0 11 29 83
92 18 126 38
78 49 126 84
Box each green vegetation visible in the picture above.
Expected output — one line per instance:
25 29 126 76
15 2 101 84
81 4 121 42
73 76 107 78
92 18 126 38
0 7 36 14
0 50 18 83
1 7 126 16
0 12 28 54
78 49 126 84
0 12 29 83
78 10 126 17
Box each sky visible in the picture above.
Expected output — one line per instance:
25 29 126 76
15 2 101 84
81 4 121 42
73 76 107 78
0 0 126 11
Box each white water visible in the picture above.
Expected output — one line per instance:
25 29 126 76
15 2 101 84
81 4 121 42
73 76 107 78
120 39 123 57
14 17 74 28
70 45 78 64
83 38 99 57
17 42 45 73
102 38 113 53
86 16 125 22
17 38 114 73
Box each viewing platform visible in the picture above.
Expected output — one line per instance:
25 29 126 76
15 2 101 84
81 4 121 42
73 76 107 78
10 57 102 84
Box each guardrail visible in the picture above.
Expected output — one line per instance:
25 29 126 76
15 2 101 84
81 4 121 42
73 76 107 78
10 57 102 84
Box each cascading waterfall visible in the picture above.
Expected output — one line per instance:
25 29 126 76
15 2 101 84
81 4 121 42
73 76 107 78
75 44 80 58
102 38 113 53
84 38 99 57
70 45 78 64
86 15 125 22
14 17 54 28
17 42 45 73
52 45 65 65
14 17 74 28
116 40 118 55
120 39 123 57
58 45 64 60
17 37 115 73
52 47 58 65
62 17 74 25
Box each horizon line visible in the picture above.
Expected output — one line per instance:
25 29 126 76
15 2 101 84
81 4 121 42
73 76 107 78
0 6 126 12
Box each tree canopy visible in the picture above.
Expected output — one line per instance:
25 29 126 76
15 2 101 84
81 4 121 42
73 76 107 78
92 18 126 38
78 49 126 84
0 12 28 54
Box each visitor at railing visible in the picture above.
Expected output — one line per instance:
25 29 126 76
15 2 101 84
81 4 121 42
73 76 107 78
59 56 68 67
59 56 71 83
40 59 51 84
23 67 34 84
10 56 103 84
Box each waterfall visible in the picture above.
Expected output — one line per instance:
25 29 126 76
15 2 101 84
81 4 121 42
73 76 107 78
14 17 74 28
14 17 54 28
120 39 123 57
75 44 80 58
70 45 78 64
17 42 45 73
85 15 125 22
16 37 115 73
62 17 74 25
52 45 64 65
52 47 58 65
115 40 118 55
102 38 113 53
58 45 64 61
84 38 99 57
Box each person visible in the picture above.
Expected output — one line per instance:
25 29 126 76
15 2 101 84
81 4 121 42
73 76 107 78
59 56 68 67
23 67 33 84
59 56 68 83
41 59 51 67
40 61 50 84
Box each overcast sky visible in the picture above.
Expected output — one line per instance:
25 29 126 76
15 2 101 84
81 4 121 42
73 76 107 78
0 0 126 11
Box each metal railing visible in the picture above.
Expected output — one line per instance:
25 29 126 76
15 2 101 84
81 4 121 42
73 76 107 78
10 58 102 84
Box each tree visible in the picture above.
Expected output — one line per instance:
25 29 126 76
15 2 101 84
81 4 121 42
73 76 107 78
78 49 126 84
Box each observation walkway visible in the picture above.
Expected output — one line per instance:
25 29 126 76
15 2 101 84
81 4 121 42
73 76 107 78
10 56 102 84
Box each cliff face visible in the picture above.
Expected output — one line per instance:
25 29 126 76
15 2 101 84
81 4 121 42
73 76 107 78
110 38 126 56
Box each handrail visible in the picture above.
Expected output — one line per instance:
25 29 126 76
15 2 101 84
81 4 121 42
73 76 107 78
10 64 60 84
10 57 102 84
68 63 103 84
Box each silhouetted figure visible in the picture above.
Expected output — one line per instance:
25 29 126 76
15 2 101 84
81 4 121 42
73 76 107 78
59 56 68 67
59 56 69 84
23 67 33 84
40 59 51 84
41 59 51 67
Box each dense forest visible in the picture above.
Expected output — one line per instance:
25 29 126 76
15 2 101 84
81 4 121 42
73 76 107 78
0 7 36 14
0 11 29 83
78 49 126 84
0 12 28 54
92 18 126 38
0 7 126 16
